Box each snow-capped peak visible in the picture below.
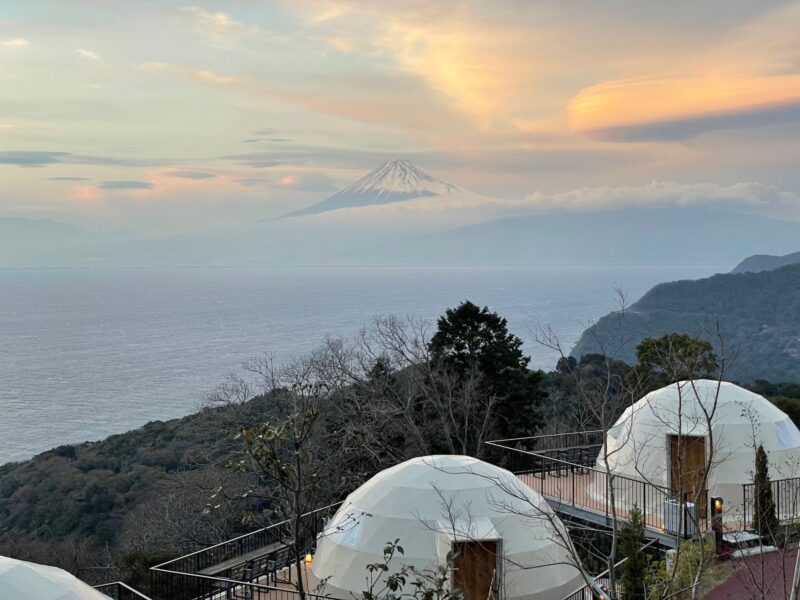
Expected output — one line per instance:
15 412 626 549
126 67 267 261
343 159 462 199
281 159 463 218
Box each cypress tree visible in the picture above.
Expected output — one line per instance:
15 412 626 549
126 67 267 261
753 444 779 541
620 505 648 600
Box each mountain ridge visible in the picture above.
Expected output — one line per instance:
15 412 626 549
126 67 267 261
732 250 800 273
280 159 463 218
571 263 800 382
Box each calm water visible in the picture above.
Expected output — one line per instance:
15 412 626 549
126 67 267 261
0 265 722 463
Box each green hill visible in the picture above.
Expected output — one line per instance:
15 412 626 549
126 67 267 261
571 263 800 382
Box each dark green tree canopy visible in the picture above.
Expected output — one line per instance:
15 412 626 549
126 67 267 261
429 300 529 374
429 300 544 441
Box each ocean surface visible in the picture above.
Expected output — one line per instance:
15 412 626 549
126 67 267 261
0 265 723 464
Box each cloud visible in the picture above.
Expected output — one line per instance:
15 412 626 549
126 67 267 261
241 138 291 143
237 177 273 187
99 180 154 190
76 48 103 62
164 170 216 179
276 173 337 192
254 128 280 136
317 35 358 54
522 181 800 213
181 5 259 44
138 62 246 86
49 176 90 181
3 38 29 48
223 152 285 168
72 186 101 202
304 180 800 231
570 76 800 141
0 151 69 166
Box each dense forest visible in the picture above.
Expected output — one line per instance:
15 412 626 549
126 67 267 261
2 301 799 591
572 263 800 382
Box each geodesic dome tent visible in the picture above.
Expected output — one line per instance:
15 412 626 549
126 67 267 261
597 379 800 522
0 555 111 600
309 455 583 600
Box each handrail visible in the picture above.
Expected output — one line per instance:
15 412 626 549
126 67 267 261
149 566 334 600
149 502 343 600
151 501 342 570
486 437 675 495
560 539 660 600
94 581 153 599
488 431 604 444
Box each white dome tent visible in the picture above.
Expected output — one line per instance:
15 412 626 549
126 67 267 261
0 555 111 600
597 379 800 523
310 455 583 600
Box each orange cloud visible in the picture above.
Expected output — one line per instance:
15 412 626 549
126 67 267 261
569 75 800 140
138 62 248 86
72 186 102 202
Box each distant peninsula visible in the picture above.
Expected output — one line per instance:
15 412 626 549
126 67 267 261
572 263 800 382
732 250 800 274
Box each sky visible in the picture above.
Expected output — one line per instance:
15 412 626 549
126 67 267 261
2 0 800 234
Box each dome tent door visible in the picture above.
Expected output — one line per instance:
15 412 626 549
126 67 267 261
452 540 500 600
669 434 706 505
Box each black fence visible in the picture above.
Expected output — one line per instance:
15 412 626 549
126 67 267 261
560 539 663 600
94 581 153 599
149 503 341 600
488 434 707 538
742 475 800 528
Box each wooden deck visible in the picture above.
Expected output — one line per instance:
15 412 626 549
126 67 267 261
516 471 709 547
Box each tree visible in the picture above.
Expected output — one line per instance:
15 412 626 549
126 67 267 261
633 334 718 389
429 301 545 441
753 444 778 541
619 506 647 600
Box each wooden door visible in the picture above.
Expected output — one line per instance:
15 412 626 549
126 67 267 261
669 435 706 504
452 541 498 600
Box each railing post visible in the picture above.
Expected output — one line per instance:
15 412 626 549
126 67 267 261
572 467 576 506
641 480 646 524
683 492 688 538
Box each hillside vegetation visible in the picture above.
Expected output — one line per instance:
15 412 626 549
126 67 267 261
572 264 800 382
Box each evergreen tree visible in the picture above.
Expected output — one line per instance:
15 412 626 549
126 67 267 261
619 506 647 600
429 301 545 440
753 444 779 541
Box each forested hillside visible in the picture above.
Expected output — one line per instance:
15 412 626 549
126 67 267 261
572 264 800 381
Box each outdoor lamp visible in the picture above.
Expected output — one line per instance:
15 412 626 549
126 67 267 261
305 553 313 566
711 496 723 516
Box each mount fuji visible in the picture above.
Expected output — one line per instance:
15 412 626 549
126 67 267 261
281 159 464 218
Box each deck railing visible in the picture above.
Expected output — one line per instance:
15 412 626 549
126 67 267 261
149 503 341 600
488 435 707 539
742 475 800 528
94 581 153 599
560 539 663 600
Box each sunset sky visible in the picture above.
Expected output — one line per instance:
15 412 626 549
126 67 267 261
2 0 800 233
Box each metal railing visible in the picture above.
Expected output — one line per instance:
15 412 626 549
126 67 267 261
150 503 342 600
94 581 153 599
743 475 800 527
560 540 663 600
488 435 707 538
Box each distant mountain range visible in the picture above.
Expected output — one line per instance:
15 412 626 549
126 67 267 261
572 263 800 382
732 250 800 273
5 159 800 268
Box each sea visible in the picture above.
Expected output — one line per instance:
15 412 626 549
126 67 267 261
0 265 723 464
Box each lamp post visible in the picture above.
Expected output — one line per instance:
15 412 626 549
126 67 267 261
710 496 723 556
